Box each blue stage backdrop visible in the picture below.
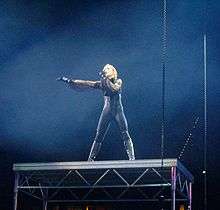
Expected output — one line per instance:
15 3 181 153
0 0 220 209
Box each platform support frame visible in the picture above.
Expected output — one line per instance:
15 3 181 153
171 166 177 210
13 159 193 210
188 182 192 210
42 188 48 210
13 173 19 210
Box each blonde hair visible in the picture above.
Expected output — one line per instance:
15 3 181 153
103 64 118 80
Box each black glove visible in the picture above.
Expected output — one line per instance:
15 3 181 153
101 77 109 89
56 76 70 83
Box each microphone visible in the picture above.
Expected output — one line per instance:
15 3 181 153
99 70 106 78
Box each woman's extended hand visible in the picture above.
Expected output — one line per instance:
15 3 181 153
56 76 70 83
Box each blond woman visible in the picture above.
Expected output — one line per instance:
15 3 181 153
57 64 135 161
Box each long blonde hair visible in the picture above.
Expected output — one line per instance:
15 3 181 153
102 64 118 80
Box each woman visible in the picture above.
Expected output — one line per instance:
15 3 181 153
57 64 135 161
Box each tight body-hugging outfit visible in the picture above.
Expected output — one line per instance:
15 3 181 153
61 77 135 161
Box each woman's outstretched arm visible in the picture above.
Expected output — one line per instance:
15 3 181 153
57 77 102 90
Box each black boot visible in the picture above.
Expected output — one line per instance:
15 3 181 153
121 131 135 160
124 139 135 160
88 141 102 161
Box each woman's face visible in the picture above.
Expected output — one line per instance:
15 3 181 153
102 65 117 80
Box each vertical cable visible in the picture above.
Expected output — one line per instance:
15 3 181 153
203 0 208 209
203 33 207 210
161 0 167 166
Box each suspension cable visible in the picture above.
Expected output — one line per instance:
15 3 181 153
203 0 208 209
203 32 207 210
161 0 167 166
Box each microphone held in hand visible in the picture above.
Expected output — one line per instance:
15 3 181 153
99 70 106 79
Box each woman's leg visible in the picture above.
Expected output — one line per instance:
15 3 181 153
115 110 135 160
88 108 111 161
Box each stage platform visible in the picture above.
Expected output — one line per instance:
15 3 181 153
13 159 193 210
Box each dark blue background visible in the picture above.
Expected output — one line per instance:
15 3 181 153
0 0 219 209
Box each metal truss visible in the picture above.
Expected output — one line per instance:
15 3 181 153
13 159 193 210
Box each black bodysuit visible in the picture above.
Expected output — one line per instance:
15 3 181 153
62 77 135 161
